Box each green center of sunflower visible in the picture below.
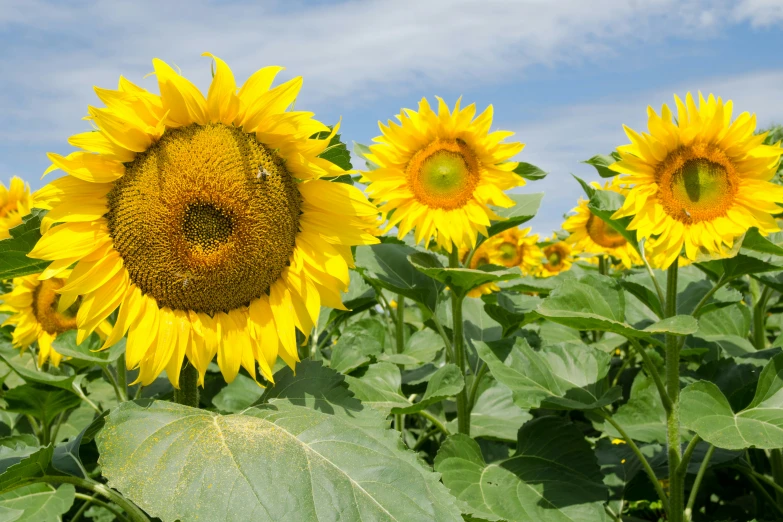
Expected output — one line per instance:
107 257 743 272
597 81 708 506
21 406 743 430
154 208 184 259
407 139 480 210
498 242 521 266
656 143 738 225
106 123 301 314
586 213 626 249
548 251 561 266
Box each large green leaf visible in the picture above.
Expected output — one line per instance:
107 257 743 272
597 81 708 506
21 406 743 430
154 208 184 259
435 417 609 522
693 304 754 356
408 252 520 298
329 317 388 374
346 362 464 416
537 274 697 338
485 193 543 238
681 353 783 449
0 484 74 522
446 379 531 441
3 385 80 427
476 337 619 410
0 447 53 493
98 362 462 522
354 243 444 312
0 210 50 280
377 329 443 367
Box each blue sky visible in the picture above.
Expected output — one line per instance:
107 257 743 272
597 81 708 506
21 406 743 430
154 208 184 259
1 0 783 233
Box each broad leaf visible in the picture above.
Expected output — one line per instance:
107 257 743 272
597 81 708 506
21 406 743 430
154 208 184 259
513 162 547 181
0 344 75 391
0 210 50 280
435 417 608 522
604 374 668 444
329 317 387 374
483 293 541 337
3 385 80 427
447 379 531 441
476 338 619 410
408 252 520 298
98 363 462 522
211 373 264 413
355 244 443 312
378 329 443 367
485 193 543 238
693 304 754 356
49 332 125 366
681 353 783 449
0 484 74 522
0 447 53 493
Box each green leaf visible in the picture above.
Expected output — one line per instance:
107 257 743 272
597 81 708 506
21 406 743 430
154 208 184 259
485 193 543 238
621 273 663 318
587 190 638 249
483 293 541 337
572 174 596 199
513 162 547 181
329 317 387 374
739 227 783 256
0 210 50 280
693 304 754 356
408 252 520 298
0 446 53 493
98 365 462 522
377 329 443 367
3 385 80 427
49 332 124 367
537 274 696 338
447 379 531 441
435 417 609 522
462 298 503 343
476 337 619 410
313 130 352 171
604 374 667 444
346 362 464 416
0 484 74 522
211 373 264 413
0 344 75 391
582 153 618 178
354 243 444 312
681 353 783 449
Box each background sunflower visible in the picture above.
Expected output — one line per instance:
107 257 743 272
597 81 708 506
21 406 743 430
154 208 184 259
0 177 32 239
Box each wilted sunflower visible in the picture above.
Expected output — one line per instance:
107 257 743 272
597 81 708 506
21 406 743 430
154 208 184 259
0 272 110 366
31 54 379 387
0 177 32 239
538 238 572 277
563 179 642 269
362 97 525 252
611 92 783 268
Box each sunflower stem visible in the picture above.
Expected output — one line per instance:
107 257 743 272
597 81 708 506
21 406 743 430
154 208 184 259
598 255 608 276
174 363 199 408
116 354 128 402
449 246 470 436
665 259 684 522
395 294 406 433
685 444 714 520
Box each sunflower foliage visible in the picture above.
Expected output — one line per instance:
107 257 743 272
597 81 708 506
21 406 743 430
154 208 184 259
0 71 781 522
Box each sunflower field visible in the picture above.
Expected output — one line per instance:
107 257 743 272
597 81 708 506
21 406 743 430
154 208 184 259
1 55 783 522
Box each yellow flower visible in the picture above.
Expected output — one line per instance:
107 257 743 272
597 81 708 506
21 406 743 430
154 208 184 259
30 54 379 387
0 272 110 366
611 92 783 268
563 178 642 269
0 177 32 239
362 97 525 253
538 238 573 277
481 227 543 275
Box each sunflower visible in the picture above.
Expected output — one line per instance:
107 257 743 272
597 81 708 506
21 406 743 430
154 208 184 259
538 238 572 277
30 54 379 387
0 272 110 366
362 97 525 253
563 179 642 269
483 226 543 274
0 177 32 239
610 92 783 268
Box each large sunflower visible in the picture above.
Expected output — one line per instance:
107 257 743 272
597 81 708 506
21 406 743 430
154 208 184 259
0 177 32 239
563 179 642 269
538 237 573 277
362 97 525 252
30 54 379 387
0 272 110 366
611 93 783 268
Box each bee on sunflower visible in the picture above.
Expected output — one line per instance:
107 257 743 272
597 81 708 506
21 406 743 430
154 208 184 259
30 54 379 388
361 97 525 253
0 177 32 239
563 178 642 269
610 92 783 268
0 272 111 366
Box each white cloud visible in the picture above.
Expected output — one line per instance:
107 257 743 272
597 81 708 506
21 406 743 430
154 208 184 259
733 0 783 27
515 69 783 233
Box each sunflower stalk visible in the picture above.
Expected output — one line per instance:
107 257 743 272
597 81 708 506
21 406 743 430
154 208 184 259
174 363 199 408
449 246 471 436
664 259 684 522
395 294 405 433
